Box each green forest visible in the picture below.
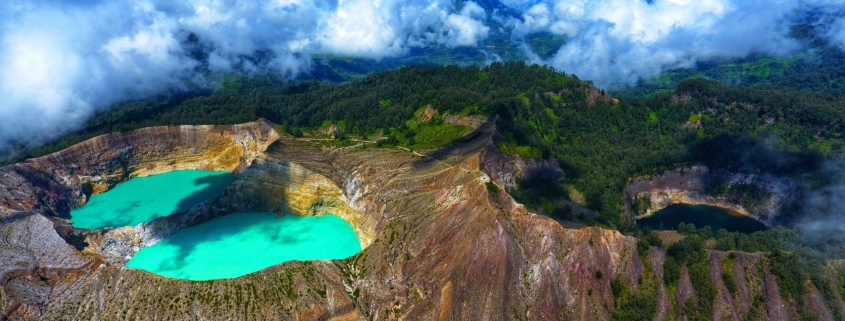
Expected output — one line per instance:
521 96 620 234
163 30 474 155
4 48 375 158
12 59 845 320
18 61 845 231
9 2 845 319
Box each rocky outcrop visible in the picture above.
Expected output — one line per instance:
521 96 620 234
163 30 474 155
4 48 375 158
624 165 796 226
318 124 340 138
415 105 439 123
442 114 486 128
585 84 617 106
0 213 94 320
416 105 487 129
479 144 562 189
0 120 840 320
477 124 563 190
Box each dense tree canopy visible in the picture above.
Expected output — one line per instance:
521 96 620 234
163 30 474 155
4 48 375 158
14 60 845 321
18 62 845 229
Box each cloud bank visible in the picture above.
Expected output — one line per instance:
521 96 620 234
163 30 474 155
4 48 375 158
795 160 845 256
0 0 491 151
2 0 845 152
512 0 845 86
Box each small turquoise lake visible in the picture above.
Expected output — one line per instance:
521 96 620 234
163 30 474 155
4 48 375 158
70 170 236 229
126 212 362 280
637 204 768 233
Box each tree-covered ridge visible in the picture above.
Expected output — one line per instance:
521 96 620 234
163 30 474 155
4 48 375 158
19 62 845 229
25 62 585 153
495 76 845 227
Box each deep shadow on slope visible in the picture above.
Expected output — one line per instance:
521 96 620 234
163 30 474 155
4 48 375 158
174 174 237 215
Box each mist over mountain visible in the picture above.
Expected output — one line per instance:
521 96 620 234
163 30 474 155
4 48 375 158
8 4 845 316
2 0 845 154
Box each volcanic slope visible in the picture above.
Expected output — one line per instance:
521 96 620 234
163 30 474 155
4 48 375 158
0 120 842 320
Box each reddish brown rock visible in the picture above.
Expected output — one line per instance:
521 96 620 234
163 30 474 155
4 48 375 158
0 120 839 320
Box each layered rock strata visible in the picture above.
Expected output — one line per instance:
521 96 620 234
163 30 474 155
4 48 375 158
0 120 279 219
0 120 840 320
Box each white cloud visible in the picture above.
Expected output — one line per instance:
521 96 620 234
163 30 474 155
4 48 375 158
1 0 845 152
316 0 490 57
0 0 495 150
317 0 405 58
826 16 845 50
441 2 491 47
0 6 99 145
511 0 825 86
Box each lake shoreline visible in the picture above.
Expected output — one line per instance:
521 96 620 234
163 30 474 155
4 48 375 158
637 203 768 233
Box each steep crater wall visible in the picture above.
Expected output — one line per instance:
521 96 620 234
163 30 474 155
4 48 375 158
624 165 796 226
0 120 304 264
0 120 280 219
0 120 377 318
91 156 371 264
3 120 841 321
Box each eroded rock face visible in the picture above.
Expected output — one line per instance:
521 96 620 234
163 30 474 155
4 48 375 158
0 120 839 320
0 212 94 320
471 123 562 190
624 165 796 226
231 157 365 243
478 143 563 189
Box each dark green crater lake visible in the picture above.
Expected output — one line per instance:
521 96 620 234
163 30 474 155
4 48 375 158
637 204 768 233
70 170 236 229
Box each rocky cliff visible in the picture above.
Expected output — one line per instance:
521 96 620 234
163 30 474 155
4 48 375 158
624 165 797 226
0 120 841 320
0 120 278 219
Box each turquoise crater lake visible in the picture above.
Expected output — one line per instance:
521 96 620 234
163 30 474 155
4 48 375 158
70 170 236 229
637 204 768 233
126 212 362 280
